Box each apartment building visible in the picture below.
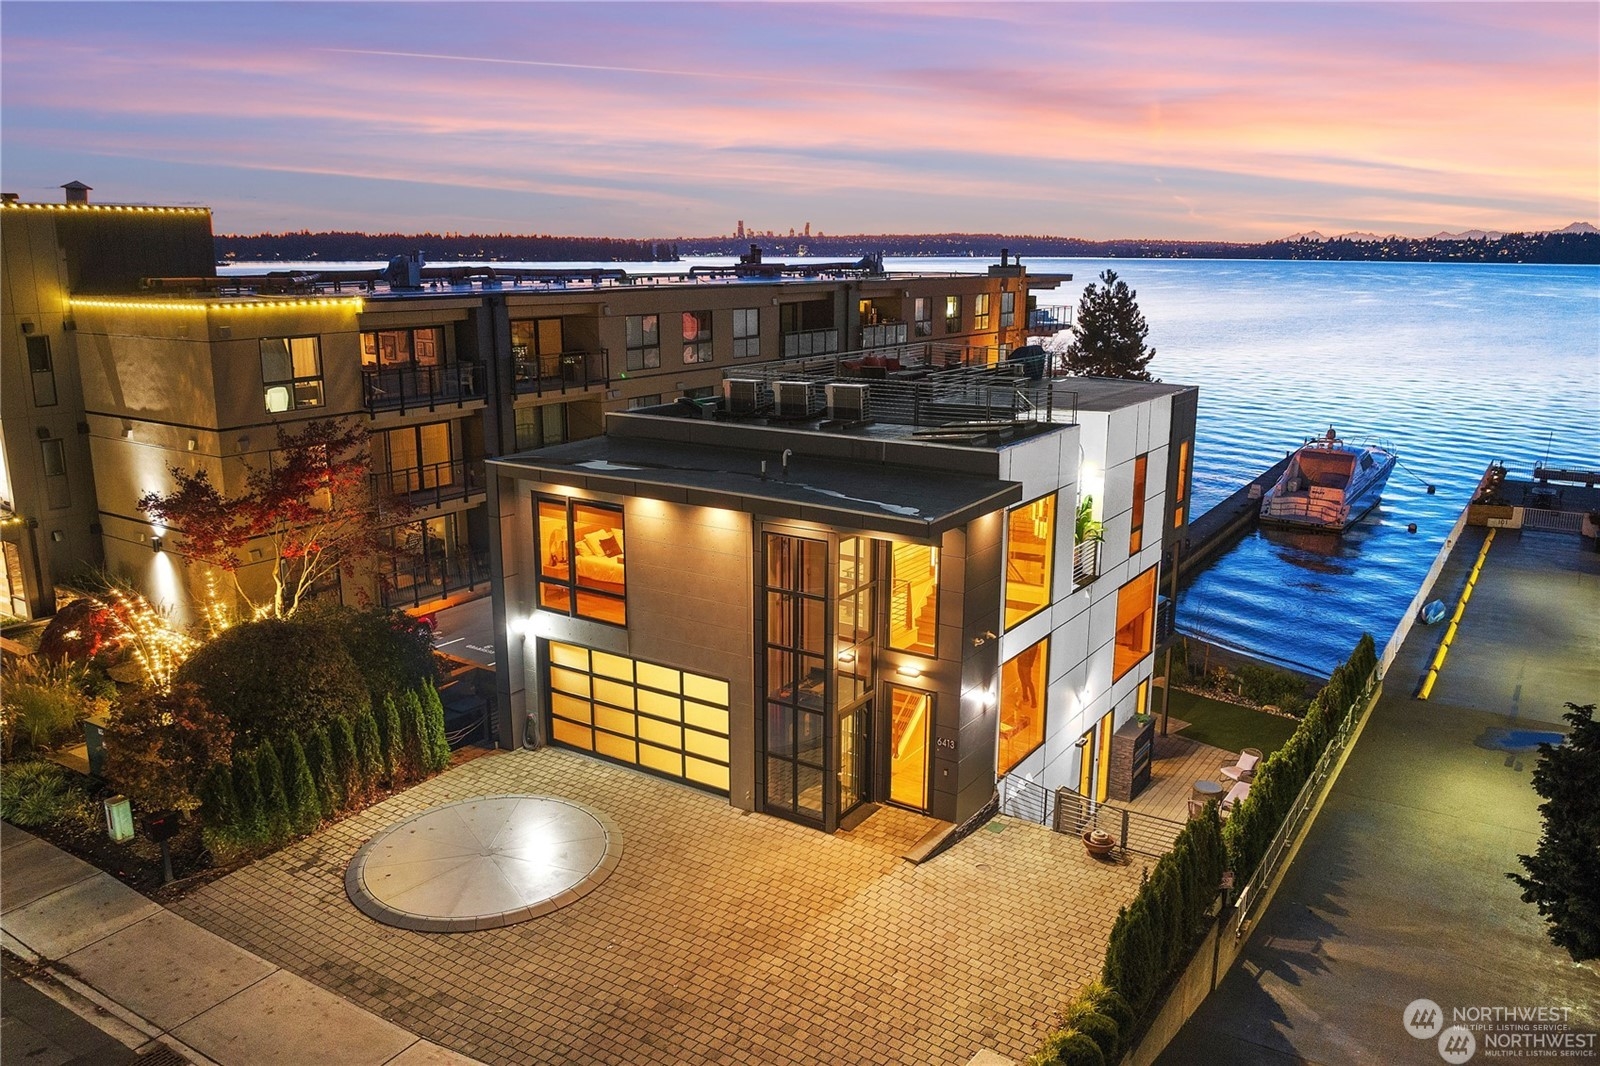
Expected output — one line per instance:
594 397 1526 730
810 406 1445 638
2 188 1055 624
487 364 1196 832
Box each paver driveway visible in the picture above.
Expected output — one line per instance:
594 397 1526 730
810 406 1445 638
174 748 1143 1066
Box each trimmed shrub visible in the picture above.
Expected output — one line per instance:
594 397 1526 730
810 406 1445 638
177 619 370 747
281 735 321 835
1102 895 1163 1015
420 681 451 773
305 727 342 818
231 752 266 846
397 690 427 782
36 597 129 663
376 695 403 783
328 716 362 806
1080 982 1134 1045
197 761 240 831
354 710 384 792
293 603 438 711
256 743 291 845
1069 1012 1119 1064
1031 1030 1105 1066
103 682 233 816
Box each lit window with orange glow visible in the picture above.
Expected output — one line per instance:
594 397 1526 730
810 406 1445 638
1174 440 1191 529
1129 454 1148 554
998 637 1048 775
536 496 625 625
1004 494 1056 629
1113 566 1157 681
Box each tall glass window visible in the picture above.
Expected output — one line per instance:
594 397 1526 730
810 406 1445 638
626 314 661 371
1114 566 1158 681
536 497 626 625
261 336 323 412
887 543 938 655
27 336 57 407
974 293 992 330
1130 453 1149 554
732 307 760 358
681 310 712 363
944 295 961 333
1000 290 1016 328
1004 494 1057 629
914 298 932 337
998 636 1048 774
834 536 874 705
763 533 828 823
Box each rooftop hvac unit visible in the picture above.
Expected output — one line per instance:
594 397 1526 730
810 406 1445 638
723 378 762 415
775 381 812 419
826 382 870 422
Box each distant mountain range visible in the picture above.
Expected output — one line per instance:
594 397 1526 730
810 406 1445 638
1285 222 1597 242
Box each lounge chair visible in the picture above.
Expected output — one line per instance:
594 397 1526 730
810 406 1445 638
1221 780 1251 814
1221 747 1262 784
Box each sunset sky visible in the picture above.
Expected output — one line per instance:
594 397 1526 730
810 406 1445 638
2 2 1595 240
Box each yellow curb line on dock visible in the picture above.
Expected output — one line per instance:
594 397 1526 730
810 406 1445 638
1418 528 1495 700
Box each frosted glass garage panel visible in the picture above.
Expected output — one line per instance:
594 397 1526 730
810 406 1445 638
546 641 730 795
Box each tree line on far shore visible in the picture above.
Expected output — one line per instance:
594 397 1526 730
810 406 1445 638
215 230 1599 265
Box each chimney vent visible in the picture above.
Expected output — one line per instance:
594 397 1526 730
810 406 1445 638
1 193 18 204
61 181 92 204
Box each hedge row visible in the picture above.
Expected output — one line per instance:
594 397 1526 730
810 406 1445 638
1221 634 1377 886
1032 633 1379 1065
196 682 451 858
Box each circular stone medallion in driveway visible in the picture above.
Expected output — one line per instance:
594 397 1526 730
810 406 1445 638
345 795 621 932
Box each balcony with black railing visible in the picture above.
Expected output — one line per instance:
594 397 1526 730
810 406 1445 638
371 458 485 511
362 363 485 415
1027 305 1074 336
513 347 610 397
379 547 492 609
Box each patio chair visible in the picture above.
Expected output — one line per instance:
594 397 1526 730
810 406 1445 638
1221 780 1251 814
1221 747 1262 784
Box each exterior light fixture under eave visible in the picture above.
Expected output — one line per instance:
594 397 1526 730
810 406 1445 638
896 664 921 679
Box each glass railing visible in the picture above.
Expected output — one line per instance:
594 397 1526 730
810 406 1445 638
860 322 909 348
781 328 840 358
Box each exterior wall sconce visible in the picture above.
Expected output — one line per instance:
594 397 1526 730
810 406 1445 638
150 537 163 553
896 664 921 679
837 650 856 664
186 438 198 451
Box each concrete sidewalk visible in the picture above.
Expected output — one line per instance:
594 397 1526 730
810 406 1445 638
1 822 483 1066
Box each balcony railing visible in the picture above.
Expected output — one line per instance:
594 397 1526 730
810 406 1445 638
513 347 610 397
371 458 484 510
860 322 909 349
379 547 491 609
1027 306 1074 335
361 363 485 415
1073 539 1100 586
782 327 840 358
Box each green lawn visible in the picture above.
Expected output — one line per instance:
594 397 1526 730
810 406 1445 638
1164 688 1300 756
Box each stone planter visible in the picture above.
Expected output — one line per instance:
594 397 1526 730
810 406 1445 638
1082 828 1116 859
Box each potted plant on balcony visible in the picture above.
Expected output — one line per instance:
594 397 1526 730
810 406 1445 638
1076 495 1104 546
1074 496 1104 583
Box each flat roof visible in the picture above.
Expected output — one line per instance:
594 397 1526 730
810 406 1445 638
489 434 1023 538
1068 376 1197 411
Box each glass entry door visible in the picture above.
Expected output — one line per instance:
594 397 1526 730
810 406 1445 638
837 698 870 818
762 532 829 826
886 685 931 810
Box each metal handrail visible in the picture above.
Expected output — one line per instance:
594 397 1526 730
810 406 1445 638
1231 672 1376 936
370 458 484 509
512 347 610 396
361 363 484 414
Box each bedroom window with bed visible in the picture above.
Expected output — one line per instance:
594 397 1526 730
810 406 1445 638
537 497 626 625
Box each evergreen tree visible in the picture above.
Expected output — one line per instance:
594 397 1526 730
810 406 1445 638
1062 269 1156 381
1509 703 1600 962
354 709 384 792
328 716 362 806
377 695 403 783
305 726 343 816
420 681 452 773
255 743 291 845
281 735 321 835
398 690 428 781
197 761 240 832
231 751 266 845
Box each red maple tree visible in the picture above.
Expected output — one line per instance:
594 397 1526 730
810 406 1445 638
138 419 407 620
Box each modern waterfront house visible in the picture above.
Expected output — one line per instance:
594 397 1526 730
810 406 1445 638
2 184 1196 831
487 367 1196 832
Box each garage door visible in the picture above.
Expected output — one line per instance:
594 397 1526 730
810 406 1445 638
547 641 731 793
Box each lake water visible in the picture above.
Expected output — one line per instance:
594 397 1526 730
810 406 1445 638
230 256 1600 675
1004 257 1599 674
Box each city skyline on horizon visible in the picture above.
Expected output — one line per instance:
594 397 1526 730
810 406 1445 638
2 2 1595 241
